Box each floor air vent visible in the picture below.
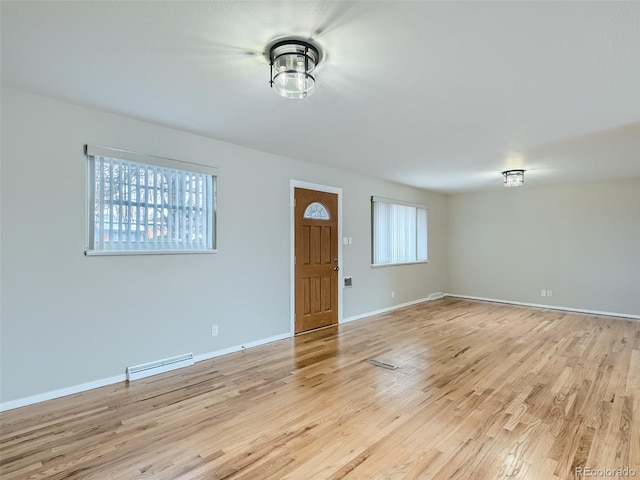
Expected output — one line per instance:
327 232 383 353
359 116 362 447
126 353 194 381
366 359 398 370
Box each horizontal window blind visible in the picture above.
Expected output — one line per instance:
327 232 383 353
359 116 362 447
86 145 217 255
372 197 427 265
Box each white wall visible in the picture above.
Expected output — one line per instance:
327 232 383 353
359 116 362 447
6 86 634 409
447 179 640 316
0 88 448 404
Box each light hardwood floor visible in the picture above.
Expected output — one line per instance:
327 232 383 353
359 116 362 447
1 298 639 479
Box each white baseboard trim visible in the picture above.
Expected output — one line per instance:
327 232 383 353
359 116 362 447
193 332 292 363
0 374 127 412
8 293 632 412
446 294 640 320
342 296 433 324
0 331 293 413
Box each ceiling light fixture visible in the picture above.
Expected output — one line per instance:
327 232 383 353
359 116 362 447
268 38 322 99
502 169 525 187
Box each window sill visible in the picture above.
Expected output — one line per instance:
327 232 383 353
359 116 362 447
371 260 429 268
85 249 218 256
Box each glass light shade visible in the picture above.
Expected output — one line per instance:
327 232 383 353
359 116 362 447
502 170 525 187
269 40 320 99
273 70 316 99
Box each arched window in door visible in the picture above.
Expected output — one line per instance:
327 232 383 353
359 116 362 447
303 202 330 220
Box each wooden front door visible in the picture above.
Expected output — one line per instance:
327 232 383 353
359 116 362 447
294 188 339 334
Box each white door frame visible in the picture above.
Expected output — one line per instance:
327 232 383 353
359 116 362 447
290 180 343 335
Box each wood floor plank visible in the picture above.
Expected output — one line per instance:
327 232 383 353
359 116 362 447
1 298 638 479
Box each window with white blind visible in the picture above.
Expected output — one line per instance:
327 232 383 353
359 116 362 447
85 145 217 255
371 196 427 266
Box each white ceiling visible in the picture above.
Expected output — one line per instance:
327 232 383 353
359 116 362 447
2 1 639 193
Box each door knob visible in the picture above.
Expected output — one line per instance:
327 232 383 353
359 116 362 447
334 266 340 271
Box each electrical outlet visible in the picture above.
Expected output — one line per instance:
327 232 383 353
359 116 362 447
211 325 218 336
541 290 546 297
547 290 553 297
391 291 395 298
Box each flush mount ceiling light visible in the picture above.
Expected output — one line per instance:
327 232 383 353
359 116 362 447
268 38 322 99
502 169 525 187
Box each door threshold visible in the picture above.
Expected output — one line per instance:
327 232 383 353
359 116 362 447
295 323 339 336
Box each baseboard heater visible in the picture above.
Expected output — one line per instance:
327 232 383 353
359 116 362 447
126 353 194 381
